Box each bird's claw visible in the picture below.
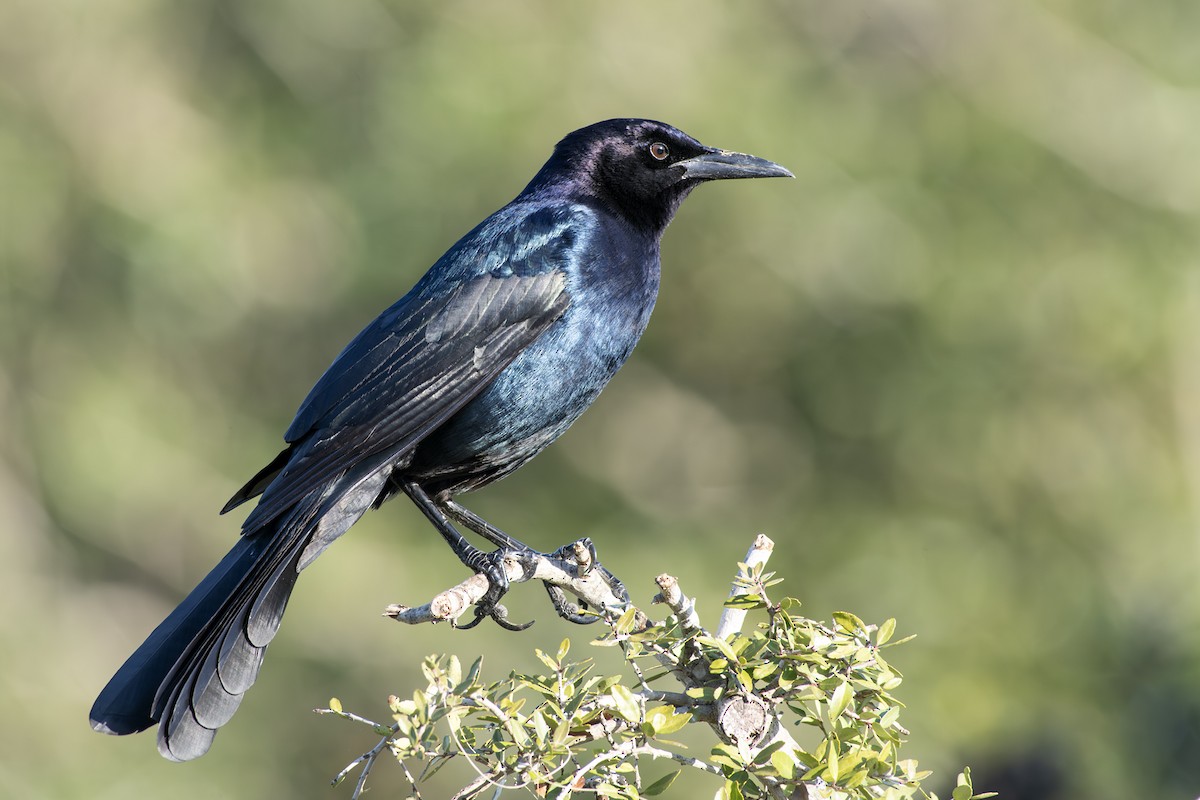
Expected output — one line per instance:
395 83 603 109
600 566 630 604
540 537 630 623
455 601 533 632
549 537 599 578
569 537 630 604
457 548 536 631
454 540 628 629
545 583 599 625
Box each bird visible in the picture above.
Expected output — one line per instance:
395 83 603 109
89 118 791 761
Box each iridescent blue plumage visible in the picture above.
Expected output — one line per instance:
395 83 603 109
89 118 791 761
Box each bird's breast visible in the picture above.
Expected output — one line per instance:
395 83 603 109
409 226 660 487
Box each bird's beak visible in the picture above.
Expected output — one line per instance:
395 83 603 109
675 149 794 181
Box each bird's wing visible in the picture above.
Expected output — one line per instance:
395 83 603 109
227 210 581 532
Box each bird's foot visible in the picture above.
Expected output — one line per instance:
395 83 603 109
455 548 537 632
544 584 596 624
452 538 629 630
548 537 598 577
542 538 630 625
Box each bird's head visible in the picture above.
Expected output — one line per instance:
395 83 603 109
524 119 792 234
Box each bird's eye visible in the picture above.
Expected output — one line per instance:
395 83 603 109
649 142 670 161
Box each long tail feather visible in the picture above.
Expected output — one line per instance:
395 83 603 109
89 470 388 760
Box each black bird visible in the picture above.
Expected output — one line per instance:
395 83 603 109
90 118 791 761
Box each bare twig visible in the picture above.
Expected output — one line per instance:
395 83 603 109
652 573 702 633
314 707 401 799
565 738 723 793
716 533 776 639
638 689 698 708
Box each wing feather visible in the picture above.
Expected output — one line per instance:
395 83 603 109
229 207 584 532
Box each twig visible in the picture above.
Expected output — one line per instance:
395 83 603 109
652 573 702 633
449 767 511 800
326 726 399 797
638 690 697 708
565 739 723 795
626 743 724 777
716 534 775 640
314 706 393 730
314 706 411 798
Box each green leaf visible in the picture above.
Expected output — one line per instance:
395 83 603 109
459 656 483 692
770 748 797 780
610 683 641 723
557 637 571 661
711 743 744 771
697 635 740 663
880 633 917 649
552 719 571 748
447 655 462 687
827 642 861 659
642 770 681 796
531 708 550 745
535 648 559 671
645 706 691 735
829 681 853 719
614 607 639 635
833 611 865 634
879 706 901 729
724 594 766 610
594 674 622 692
876 618 896 646
752 661 778 681
564 687 589 718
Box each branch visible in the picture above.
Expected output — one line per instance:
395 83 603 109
331 534 936 800
566 739 724 791
383 538 628 625
314 706 401 799
716 533 775 640
652 572 702 633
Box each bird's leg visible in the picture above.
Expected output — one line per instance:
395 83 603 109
441 500 628 624
399 481 533 631
439 498 531 551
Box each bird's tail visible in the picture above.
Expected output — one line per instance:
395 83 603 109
89 517 308 761
91 463 389 760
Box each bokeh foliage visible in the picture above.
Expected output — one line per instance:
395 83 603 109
2 1 1198 798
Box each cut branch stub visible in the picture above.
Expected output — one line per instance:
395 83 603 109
716 693 771 750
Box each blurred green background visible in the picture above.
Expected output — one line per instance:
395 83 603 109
3 0 1199 797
